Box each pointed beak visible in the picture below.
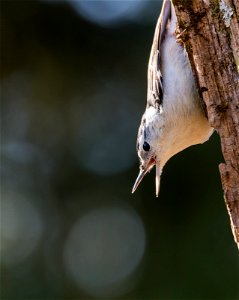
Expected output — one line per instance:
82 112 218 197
132 168 148 194
155 164 161 197
132 158 162 196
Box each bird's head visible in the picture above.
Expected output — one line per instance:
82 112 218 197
132 106 165 197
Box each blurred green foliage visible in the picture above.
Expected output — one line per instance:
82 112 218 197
1 1 238 299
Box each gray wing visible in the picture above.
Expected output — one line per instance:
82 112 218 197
147 0 171 109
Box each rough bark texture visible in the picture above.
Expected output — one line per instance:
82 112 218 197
172 0 239 248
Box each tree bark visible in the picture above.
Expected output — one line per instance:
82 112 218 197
172 0 239 248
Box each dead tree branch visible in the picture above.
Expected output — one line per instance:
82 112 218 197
172 0 239 248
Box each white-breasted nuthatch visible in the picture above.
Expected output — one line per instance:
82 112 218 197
132 0 213 197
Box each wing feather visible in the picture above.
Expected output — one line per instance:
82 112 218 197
147 0 171 109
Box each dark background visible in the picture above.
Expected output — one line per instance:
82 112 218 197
1 1 238 299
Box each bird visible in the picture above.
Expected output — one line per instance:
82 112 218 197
132 0 213 197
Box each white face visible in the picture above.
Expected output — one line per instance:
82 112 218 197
133 109 163 196
137 127 156 172
136 107 163 169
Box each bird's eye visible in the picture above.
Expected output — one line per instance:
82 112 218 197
143 141 150 151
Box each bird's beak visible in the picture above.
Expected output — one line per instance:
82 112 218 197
132 168 148 194
132 159 161 197
155 164 161 197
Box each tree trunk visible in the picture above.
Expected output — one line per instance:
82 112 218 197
172 0 239 248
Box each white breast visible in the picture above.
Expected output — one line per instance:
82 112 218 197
158 9 213 165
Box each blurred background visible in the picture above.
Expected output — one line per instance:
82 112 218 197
1 0 238 299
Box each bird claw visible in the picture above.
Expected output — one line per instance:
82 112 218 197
176 29 187 44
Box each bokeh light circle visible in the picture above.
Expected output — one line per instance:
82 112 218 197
69 1 146 27
63 205 146 298
70 79 139 175
0 191 43 265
